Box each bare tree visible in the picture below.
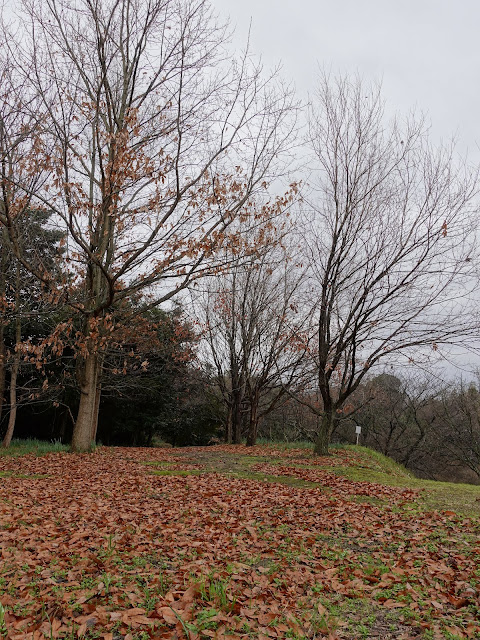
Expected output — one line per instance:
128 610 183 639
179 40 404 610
434 381 480 479
343 372 436 465
347 373 480 482
199 243 310 445
303 73 478 455
0 46 53 446
0 0 297 451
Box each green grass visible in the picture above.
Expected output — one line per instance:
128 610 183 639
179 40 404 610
328 445 480 517
409 479 480 516
231 469 320 488
3 437 479 518
329 465 412 486
340 445 415 477
256 438 314 449
0 439 69 457
142 460 176 467
151 443 480 516
219 442 480 516
151 468 206 477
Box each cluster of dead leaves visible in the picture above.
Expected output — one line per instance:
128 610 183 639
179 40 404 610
0 446 479 639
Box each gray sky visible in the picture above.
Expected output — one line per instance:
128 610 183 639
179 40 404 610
213 0 480 160
213 0 480 380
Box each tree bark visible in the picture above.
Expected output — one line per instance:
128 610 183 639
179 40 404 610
314 411 334 456
231 374 244 444
246 388 259 447
91 385 101 443
0 324 5 430
225 404 233 443
2 274 21 448
2 343 20 448
0 241 6 428
72 351 101 452
232 391 243 444
90 354 103 444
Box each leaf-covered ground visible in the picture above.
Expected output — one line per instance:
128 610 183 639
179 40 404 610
1 445 480 640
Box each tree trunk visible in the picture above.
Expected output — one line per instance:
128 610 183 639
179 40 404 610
90 379 101 444
246 417 258 447
2 297 21 448
0 243 6 428
232 393 243 444
229 365 245 445
72 351 101 452
225 403 233 443
314 411 334 455
0 325 5 429
246 389 259 447
2 347 20 448
2 262 21 449
231 377 244 445
90 355 103 443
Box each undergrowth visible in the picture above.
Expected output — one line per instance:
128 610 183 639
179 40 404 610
0 439 69 457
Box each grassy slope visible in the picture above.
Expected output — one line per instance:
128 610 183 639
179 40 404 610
1 442 480 639
143 444 480 639
149 443 480 517
334 445 480 517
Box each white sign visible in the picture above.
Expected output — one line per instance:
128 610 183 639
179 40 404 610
355 425 362 434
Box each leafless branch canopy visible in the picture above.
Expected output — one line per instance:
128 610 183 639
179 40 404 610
302 73 479 452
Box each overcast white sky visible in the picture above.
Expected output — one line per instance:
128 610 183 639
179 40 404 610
213 0 480 161
212 0 480 380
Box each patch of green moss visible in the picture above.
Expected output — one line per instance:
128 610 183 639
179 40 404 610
14 473 51 479
349 494 385 505
0 471 50 480
142 460 175 467
151 469 206 477
231 470 320 489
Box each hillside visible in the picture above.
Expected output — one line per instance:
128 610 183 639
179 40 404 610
0 444 480 639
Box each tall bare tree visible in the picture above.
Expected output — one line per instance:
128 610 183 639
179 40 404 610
303 74 478 455
0 0 297 451
199 243 310 445
0 47 52 445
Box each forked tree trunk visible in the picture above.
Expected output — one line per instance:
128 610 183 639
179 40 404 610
314 411 334 456
72 351 101 452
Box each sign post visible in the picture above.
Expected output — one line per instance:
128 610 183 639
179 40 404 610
355 425 362 446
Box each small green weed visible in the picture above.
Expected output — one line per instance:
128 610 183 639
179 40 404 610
0 603 7 637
